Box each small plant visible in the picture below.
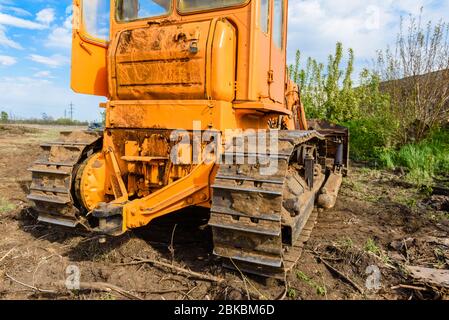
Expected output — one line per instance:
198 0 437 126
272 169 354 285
316 285 327 297
296 271 311 283
338 237 354 251
287 288 297 299
364 238 381 255
0 198 15 214
296 271 327 297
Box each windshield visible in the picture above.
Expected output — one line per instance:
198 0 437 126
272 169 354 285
178 0 248 13
116 0 171 21
83 0 110 40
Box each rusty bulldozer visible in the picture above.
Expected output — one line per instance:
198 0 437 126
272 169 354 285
28 0 349 278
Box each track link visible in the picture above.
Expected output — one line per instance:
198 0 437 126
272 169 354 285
209 130 327 278
27 131 102 227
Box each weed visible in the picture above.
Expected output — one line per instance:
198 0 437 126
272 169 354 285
287 288 297 299
0 198 15 214
296 271 327 297
378 128 449 186
316 286 327 296
364 238 381 255
338 237 354 250
296 271 310 283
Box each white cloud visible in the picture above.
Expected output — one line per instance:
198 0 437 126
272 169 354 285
36 8 55 26
34 70 52 78
0 54 16 66
47 15 72 49
0 27 21 49
286 0 449 72
0 5 32 17
29 54 68 68
0 12 46 29
0 8 55 50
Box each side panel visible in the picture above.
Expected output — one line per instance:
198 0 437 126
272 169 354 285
71 0 108 97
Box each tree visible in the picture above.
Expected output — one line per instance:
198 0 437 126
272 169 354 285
1 111 8 123
289 43 362 122
376 10 449 143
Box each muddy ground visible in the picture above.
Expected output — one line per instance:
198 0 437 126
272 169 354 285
0 124 447 300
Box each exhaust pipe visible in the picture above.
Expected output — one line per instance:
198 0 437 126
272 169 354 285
318 172 343 209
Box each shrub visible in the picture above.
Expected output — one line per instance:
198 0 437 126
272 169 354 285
379 128 449 185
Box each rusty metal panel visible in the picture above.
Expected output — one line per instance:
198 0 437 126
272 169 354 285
114 20 212 100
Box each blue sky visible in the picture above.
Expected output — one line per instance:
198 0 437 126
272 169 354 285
0 0 448 121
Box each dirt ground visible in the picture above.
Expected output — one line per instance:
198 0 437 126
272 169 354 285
0 124 447 300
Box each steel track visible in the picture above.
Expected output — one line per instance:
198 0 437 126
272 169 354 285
28 131 102 228
209 130 327 278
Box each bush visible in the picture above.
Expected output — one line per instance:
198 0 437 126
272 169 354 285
289 11 448 187
379 128 449 185
343 115 398 161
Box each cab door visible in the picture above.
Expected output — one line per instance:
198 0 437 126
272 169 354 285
71 0 110 97
269 0 287 103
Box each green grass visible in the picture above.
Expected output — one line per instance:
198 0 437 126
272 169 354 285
389 129 449 186
343 115 397 162
338 237 354 250
296 271 327 296
287 288 297 299
0 197 15 214
364 238 381 255
345 118 448 187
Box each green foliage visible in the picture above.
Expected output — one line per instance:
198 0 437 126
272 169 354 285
289 43 389 123
0 197 15 214
1 111 8 123
376 13 449 144
101 111 106 126
379 128 449 185
364 238 381 255
287 288 297 299
289 28 447 187
343 114 397 161
296 271 310 282
296 271 327 296
338 236 354 250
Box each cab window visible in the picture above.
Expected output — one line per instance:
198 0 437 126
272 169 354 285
83 0 110 41
260 0 269 33
272 0 284 48
116 0 171 21
178 0 248 13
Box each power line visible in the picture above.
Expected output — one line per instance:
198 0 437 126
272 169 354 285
69 102 74 121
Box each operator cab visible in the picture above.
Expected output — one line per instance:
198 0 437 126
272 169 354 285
71 0 288 108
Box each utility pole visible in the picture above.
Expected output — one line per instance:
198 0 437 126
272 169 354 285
64 109 67 119
69 102 74 121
